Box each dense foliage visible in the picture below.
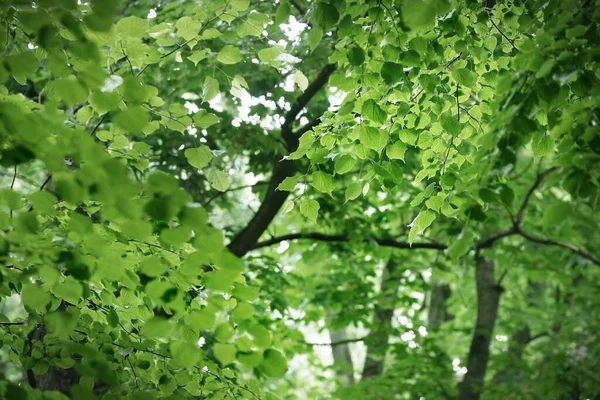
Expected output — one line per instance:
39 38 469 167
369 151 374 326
0 0 599 399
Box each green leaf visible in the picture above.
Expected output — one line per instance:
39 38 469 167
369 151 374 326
232 302 254 320
21 284 52 312
532 134 554 158
207 170 230 192
308 28 323 51
408 210 436 244
386 141 407 161
447 231 474 260
347 46 365 66
300 199 320 223
536 59 556 79
361 100 387 124
484 35 497 51
275 0 291 25
217 45 243 64
214 343 237 365
311 171 336 195
194 110 220 128
113 106 150 133
313 3 339 29
52 277 83 305
359 126 388 153
260 349 288 378
202 77 220 101
142 317 173 338
401 0 436 30
292 70 308 91
452 68 477 88
345 182 362 203
440 114 461 135
176 16 202 41
381 62 404 85
542 203 571 228
334 155 356 174
277 175 299 191
185 146 213 169
89 91 120 114
170 342 202 368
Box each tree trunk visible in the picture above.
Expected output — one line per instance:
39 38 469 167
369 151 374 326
329 327 355 386
458 255 503 400
361 258 399 380
427 282 452 330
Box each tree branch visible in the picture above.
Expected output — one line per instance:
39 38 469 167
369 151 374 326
228 64 336 257
516 227 600 267
251 232 446 251
305 336 367 346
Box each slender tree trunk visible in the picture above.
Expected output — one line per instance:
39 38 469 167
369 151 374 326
329 327 355 386
458 255 503 400
427 282 452 330
361 258 399 380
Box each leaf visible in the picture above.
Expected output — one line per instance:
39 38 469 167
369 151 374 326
300 199 320 223
359 126 388 153
311 171 336 195
334 155 356 174
447 231 474 260
380 62 404 85
292 70 308 91
217 45 243 64
113 106 150 133
440 114 461 135
536 59 556 79
308 28 323 51
194 110 220 128
313 3 339 29
542 202 571 228
207 170 230 192
176 16 202 41
214 344 236 365
260 349 288 378
277 176 299 192
347 46 365 66
170 342 202 368
361 100 387 124
185 146 213 169
386 141 407 161
275 0 291 25
401 0 436 30
484 35 497 50
452 68 477 88
532 134 554 158
408 211 436 244
345 182 362 202
232 302 254 320
202 77 220 101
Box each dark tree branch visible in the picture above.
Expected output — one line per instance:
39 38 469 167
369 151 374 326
289 0 306 16
251 232 446 251
515 166 557 225
228 64 336 257
516 227 600 267
202 181 269 207
305 336 367 346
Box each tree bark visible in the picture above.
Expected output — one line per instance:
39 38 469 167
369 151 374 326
458 255 503 400
329 327 355 386
427 282 452 330
361 258 399 380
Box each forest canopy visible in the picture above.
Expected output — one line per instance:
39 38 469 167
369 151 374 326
0 0 599 399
